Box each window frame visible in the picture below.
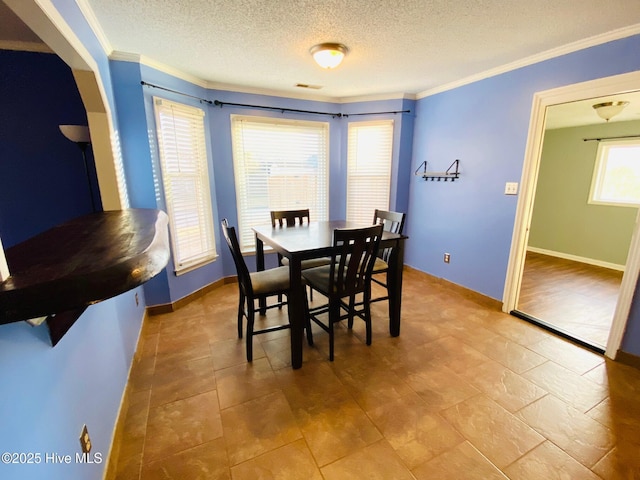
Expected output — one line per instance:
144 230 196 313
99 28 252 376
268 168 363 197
152 97 217 275
588 138 640 208
230 114 330 252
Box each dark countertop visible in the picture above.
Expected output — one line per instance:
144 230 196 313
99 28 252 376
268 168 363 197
0 208 170 325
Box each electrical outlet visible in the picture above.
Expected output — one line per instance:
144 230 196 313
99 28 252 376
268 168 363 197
444 253 451 263
504 182 519 195
79 424 92 454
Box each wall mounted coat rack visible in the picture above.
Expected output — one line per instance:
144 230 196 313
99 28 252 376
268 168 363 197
415 159 460 181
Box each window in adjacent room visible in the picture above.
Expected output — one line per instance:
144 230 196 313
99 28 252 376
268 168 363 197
589 139 640 207
346 119 394 224
230 115 330 252
153 97 216 274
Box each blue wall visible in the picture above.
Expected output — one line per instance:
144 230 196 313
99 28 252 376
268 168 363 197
0 8 145 480
0 50 99 247
405 35 640 355
0 289 144 480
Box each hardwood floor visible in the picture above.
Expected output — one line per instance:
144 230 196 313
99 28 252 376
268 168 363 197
517 251 623 349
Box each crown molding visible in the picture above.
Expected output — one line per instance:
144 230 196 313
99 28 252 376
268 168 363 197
417 23 640 99
337 92 417 104
205 81 339 102
76 0 112 55
0 40 53 53
110 51 208 88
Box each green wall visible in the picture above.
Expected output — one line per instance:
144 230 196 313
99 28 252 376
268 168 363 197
528 120 640 266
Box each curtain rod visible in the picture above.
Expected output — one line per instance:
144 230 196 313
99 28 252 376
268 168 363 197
141 81 213 105
140 82 411 117
213 100 342 117
213 100 410 117
583 134 640 142
344 109 412 117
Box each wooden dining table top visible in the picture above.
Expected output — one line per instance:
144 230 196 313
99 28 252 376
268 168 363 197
253 220 406 257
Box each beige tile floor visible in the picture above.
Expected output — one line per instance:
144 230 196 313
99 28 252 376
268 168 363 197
109 268 640 479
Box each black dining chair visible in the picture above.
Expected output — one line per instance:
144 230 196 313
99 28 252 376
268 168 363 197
270 208 310 227
221 218 312 362
270 209 331 269
270 209 330 303
370 209 406 304
302 224 383 361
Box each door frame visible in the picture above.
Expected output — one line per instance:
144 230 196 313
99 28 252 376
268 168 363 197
503 70 640 359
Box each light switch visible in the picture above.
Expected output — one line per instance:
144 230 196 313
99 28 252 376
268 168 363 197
504 182 518 195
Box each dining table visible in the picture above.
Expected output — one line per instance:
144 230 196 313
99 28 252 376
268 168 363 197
253 220 408 369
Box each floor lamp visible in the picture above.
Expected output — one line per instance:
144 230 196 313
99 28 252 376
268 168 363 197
59 124 97 212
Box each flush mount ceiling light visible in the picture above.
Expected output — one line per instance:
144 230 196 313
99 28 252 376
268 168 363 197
310 43 348 69
592 101 630 122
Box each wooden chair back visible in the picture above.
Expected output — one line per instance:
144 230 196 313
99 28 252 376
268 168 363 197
221 219 253 296
270 209 310 227
373 209 406 262
374 209 405 234
330 224 383 298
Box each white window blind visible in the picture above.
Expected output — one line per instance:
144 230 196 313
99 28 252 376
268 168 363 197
346 120 394 224
111 129 131 208
589 139 640 207
153 97 216 273
231 115 329 251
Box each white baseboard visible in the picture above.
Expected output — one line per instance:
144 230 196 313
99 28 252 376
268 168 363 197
526 246 625 271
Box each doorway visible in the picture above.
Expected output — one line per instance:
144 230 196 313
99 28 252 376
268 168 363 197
503 71 640 359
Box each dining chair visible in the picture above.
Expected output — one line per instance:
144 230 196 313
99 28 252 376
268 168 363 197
270 208 310 227
221 218 312 362
270 209 309 271
302 224 383 361
270 209 330 303
370 209 406 304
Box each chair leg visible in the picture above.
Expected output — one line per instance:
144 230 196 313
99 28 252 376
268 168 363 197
237 291 245 339
328 300 339 361
347 296 355 329
304 290 314 346
363 291 372 346
246 300 256 362
277 254 284 309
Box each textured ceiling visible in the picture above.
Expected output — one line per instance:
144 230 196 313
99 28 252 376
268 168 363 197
3 1 640 127
83 0 640 100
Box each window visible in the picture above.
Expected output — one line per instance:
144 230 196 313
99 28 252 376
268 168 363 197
111 128 131 209
346 120 394 224
153 97 216 274
589 139 640 207
231 115 329 251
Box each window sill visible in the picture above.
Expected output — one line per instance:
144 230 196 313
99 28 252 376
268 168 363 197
174 255 219 276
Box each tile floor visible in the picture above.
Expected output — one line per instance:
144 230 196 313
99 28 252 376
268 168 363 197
110 268 640 479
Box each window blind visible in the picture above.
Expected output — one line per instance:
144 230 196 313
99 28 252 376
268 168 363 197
153 97 216 273
111 129 131 208
231 115 329 251
346 120 394 224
